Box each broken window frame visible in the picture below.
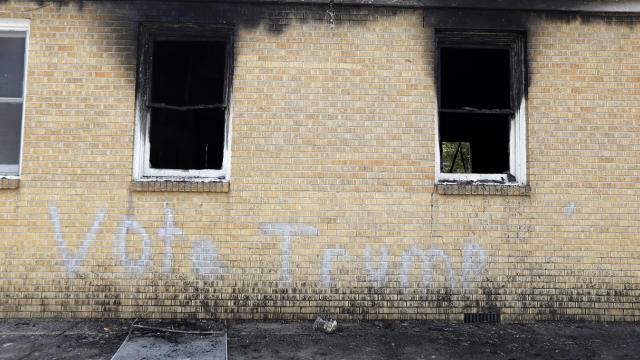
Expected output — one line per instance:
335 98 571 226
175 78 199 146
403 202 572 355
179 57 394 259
434 30 526 185
0 19 29 178
133 23 234 182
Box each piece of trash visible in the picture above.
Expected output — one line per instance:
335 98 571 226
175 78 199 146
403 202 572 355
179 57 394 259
2 343 14 348
104 328 110 331
314 316 338 334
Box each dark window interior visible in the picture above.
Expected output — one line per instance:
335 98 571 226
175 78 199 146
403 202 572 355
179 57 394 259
440 47 510 110
0 35 25 170
0 103 22 166
0 36 25 98
439 113 510 173
439 45 513 174
149 40 227 170
150 108 225 170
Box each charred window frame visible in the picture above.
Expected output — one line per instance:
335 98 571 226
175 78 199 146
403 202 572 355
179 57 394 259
133 23 233 182
435 31 526 185
0 19 29 178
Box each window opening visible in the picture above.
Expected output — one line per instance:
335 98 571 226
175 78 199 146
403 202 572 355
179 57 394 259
0 26 28 176
436 31 525 183
149 40 227 170
135 24 233 181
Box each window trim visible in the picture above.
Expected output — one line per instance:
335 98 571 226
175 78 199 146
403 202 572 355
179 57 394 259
133 23 234 182
434 30 526 185
0 18 29 179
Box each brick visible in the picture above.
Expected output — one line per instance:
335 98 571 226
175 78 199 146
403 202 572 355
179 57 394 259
0 1 637 322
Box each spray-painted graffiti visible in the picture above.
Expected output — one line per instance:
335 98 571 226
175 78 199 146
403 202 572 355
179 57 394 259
117 214 151 273
462 242 487 290
48 207 487 289
322 248 350 286
260 223 318 282
49 206 106 272
400 246 457 288
562 202 577 216
49 202 222 275
364 245 389 286
159 203 182 273
191 240 223 276
261 223 488 290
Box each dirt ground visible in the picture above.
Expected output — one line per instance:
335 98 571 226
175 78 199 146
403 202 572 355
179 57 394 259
1 319 639 359
0 320 130 360
228 321 640 360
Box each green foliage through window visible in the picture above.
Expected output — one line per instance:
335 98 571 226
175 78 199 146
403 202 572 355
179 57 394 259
441 142 471 173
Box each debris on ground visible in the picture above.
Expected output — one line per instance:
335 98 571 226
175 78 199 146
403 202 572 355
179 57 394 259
313 316 338 334
111 320 226 360
228 321 640 360
2 320 640 360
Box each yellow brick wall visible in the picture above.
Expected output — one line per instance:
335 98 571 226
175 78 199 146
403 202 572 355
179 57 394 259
0 1 639 321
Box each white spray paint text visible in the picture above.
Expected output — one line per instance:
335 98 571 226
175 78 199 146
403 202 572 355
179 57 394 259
48 208 488 290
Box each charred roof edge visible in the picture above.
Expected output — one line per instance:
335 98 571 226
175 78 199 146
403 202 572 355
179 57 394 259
175 0 640 14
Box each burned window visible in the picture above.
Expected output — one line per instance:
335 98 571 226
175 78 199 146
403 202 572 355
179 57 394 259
0 21 29 177
134 24 233 180
436 31 526 184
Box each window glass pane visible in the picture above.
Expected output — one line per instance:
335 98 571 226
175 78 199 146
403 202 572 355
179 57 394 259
0 36 26 98
440 48 510 110
0 102 23 168
149 108 225 170
439 112 510 174
151 40 227 106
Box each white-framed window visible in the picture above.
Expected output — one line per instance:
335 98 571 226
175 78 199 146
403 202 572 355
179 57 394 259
0 19 29 178
435 30 526 185
133 23 233 182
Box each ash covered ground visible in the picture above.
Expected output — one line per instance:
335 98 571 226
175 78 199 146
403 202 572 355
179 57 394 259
1 319 639 359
